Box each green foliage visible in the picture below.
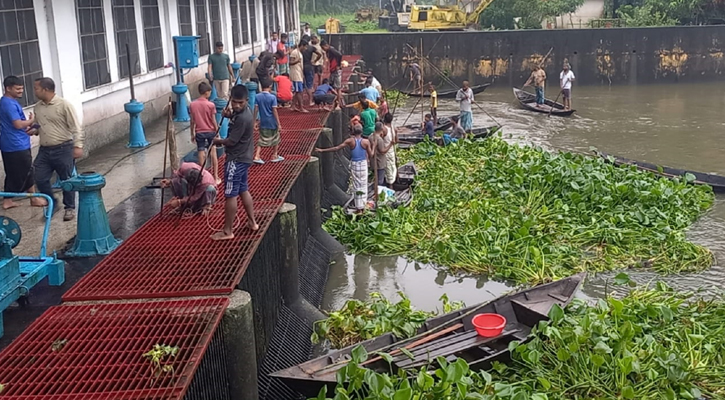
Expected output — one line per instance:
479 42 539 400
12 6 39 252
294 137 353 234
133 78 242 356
385 89 409 110
312 280 725 399
324 137 714 286
480 0 586 29
300 13 387 33
614 0 725 26
312 292 465 349
143 344 179 384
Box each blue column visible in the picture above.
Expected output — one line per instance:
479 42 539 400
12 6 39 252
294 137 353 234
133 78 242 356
125 100 149 148
207 73 218 101
61 172 121 257
245 81 258 114
172 83 190 122
232 62 241 83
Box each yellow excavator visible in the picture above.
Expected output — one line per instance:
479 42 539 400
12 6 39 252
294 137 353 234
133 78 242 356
408 0 495 30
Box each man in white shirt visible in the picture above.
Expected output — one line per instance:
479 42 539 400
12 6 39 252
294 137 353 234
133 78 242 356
455 81 474 133
560 63 576 111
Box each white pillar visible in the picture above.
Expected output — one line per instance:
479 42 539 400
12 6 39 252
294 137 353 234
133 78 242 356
44 0 86 125
103 0 120 83
222 0 234 54
133 0 148 74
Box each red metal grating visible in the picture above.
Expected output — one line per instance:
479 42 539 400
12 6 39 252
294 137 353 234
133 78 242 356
0 297 228 400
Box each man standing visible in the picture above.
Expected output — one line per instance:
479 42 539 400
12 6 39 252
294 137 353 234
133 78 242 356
289 39 309 113
320 40 342 90
0 76 46 209
302 23 312 37
207 42 234 100
212 85 258 240
310 36 325 86
560 63 576 111
429 82 438 123
409 62 422 94
360 77 380 103
359 100 377 138
524 65 547 108
455 81 474 133
266 31 279 54
32 77 83 221
276 33 289 75
302 39 322 105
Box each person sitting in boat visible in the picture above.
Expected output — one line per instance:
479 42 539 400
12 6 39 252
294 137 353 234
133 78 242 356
442 115 466 146
423 113 434 141
315 124 374 214
346 93 378 113
160 162 217 214
524 65 547 109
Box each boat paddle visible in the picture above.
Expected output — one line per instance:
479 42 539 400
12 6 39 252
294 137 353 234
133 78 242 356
547 90 564 118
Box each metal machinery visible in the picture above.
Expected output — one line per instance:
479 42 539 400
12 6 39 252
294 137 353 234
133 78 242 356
408 0 496 30
0 193 65 337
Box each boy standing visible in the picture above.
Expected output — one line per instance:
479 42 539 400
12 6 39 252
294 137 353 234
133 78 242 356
429 83 438 123
372 122 394 187
207 42 234 100
212 85 258 240
254 80 284 164
189 82 221 183
359 100 377 138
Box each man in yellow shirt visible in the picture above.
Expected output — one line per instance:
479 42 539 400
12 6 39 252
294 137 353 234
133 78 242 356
429 82 438 124
32 77 84 221
346 94 378 113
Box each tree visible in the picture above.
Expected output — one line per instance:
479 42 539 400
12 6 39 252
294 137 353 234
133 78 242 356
479 0 585 29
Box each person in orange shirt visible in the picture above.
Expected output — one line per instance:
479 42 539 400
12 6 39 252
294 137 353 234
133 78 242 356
274 73 293 107
276 33 289 75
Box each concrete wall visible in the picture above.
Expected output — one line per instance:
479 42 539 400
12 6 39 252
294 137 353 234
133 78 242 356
332 26 725 87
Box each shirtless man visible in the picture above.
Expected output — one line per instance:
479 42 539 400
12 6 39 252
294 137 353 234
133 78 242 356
524 65 547 108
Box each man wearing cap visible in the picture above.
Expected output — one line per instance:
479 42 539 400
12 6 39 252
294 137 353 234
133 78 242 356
208 41 234 100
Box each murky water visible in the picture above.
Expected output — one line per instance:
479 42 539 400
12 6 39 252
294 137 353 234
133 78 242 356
322 82 725 312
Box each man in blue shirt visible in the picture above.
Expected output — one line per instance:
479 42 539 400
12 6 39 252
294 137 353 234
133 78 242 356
423 113 434 140
0 76 46 209
312 78 335 110
253 80 284 164
359 77 380 103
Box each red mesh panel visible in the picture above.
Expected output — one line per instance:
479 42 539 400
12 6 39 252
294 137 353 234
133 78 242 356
0 298 228 399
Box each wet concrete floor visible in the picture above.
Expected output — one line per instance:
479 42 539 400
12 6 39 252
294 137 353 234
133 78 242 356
323 82 725 312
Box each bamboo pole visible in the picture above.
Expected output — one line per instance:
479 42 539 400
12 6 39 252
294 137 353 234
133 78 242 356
160 96 172 215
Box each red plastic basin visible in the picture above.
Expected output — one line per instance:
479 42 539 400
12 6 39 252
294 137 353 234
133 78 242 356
472 313 507 337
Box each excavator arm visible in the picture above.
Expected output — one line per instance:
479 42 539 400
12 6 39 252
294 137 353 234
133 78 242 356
465 0 496 25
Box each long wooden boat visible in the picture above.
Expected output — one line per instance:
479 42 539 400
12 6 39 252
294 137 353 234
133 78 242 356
396 116 454 136
403 84 490 98
513 88 576 117
397 125 499 149
270 272 586 397
598 152 725 194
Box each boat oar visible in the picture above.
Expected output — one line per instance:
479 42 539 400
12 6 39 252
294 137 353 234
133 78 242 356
547 90 564 118
358 323 464 368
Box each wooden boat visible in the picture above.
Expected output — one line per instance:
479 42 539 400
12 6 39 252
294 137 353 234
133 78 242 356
396 116 454 136
342 162 416 215
270 272 586 397
513 88 576 117
402 84 490 98
397 125 500 149
598 152 725 194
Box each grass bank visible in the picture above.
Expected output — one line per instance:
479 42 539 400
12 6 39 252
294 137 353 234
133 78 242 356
324 136 714 285
300 13 388 33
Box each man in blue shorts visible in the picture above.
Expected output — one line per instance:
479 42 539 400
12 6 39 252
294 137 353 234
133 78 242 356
211 85 258 240
302 38 323 106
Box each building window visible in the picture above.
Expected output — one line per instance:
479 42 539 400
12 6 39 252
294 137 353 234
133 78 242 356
77 0 111 90
141 0 163 71
194 0 210 56
249 0 258 42
230 0 240 47
112 0 141 79
230 0 251 47
209 0 222 44
272 0 279 33
0 0 43 106
262 0 273 36
178 0 193 36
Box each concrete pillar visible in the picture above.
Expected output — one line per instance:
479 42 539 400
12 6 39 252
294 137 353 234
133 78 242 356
317 128 348 204
303 157 345 254
278 203 327 326
329 108 344 145
222 290 259 400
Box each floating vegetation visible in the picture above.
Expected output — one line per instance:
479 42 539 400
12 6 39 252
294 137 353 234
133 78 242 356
384 89 409 109
312 292 464 349
324 137 714 285
312 277 725 400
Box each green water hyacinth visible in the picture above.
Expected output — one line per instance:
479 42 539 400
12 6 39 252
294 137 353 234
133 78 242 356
324 136 714 285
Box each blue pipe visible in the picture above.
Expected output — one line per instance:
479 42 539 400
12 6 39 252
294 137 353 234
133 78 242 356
0 192 53 258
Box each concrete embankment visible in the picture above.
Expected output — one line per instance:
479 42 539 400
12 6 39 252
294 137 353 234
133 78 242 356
332 26 725 87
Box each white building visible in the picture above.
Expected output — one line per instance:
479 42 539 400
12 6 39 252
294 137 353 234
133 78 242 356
0 0 300 152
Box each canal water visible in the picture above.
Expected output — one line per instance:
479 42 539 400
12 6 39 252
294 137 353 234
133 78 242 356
322 82 725 313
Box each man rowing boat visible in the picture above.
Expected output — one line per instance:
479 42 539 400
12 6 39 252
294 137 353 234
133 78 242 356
524 65 547 109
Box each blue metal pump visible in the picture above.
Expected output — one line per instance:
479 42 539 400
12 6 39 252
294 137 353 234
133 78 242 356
61 172 121 257
0 192 65 338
